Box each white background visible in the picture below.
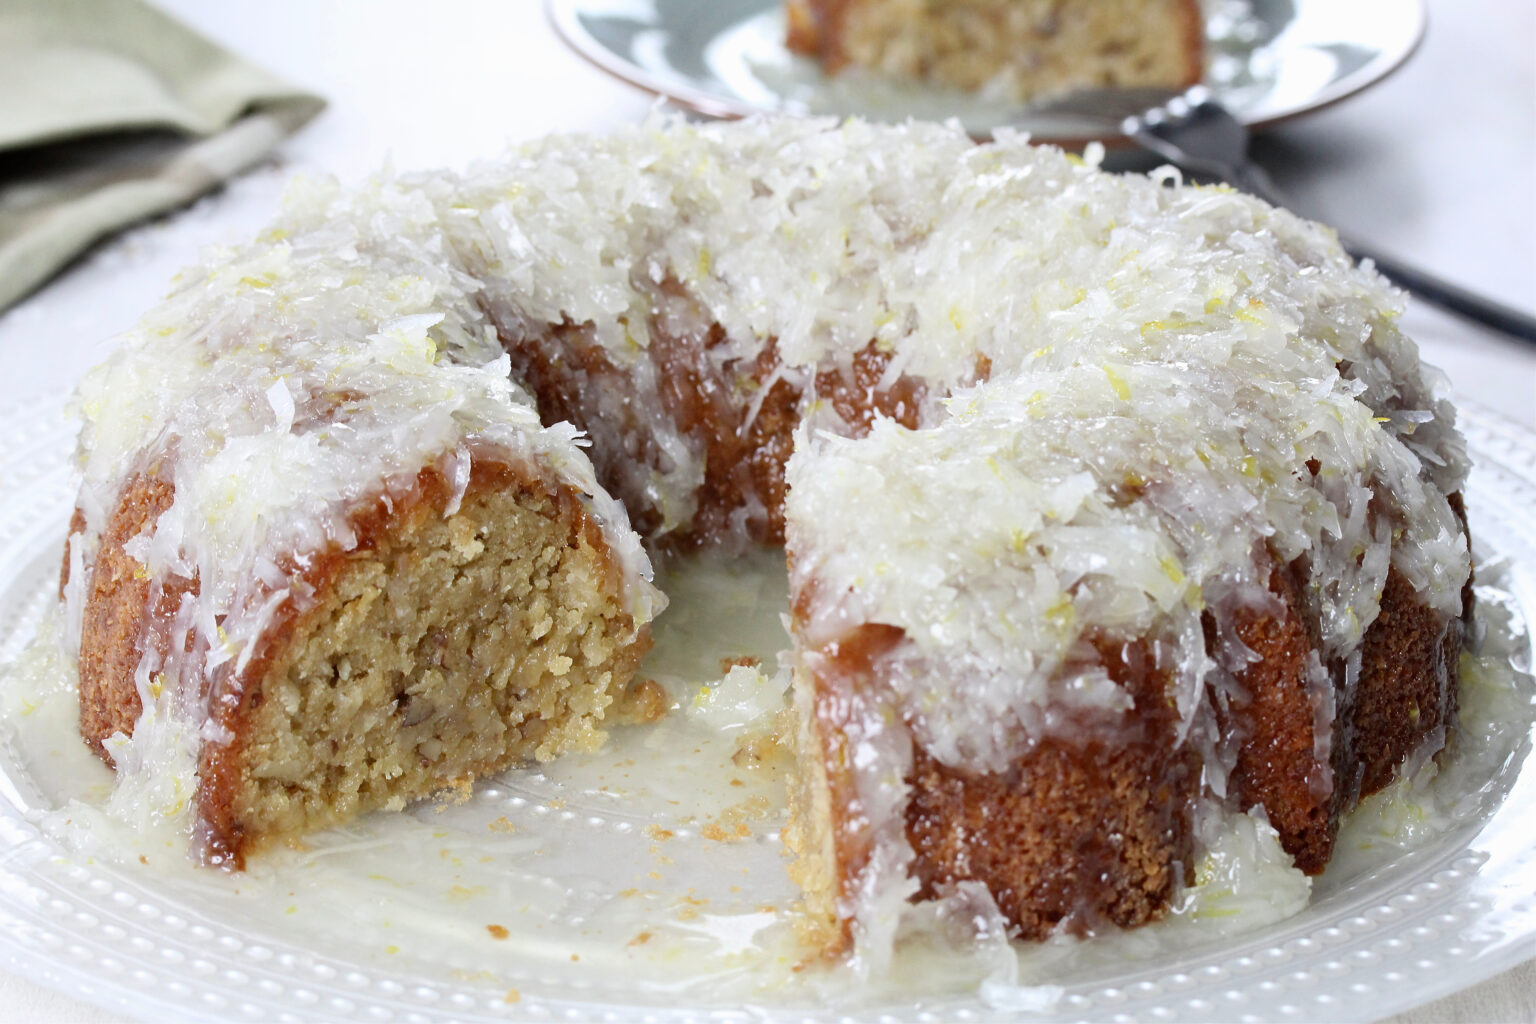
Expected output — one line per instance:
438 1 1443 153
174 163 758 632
0 1 1531 1020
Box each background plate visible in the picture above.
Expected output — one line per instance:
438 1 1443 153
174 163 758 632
0 389 1533 1023
547 0 1427 143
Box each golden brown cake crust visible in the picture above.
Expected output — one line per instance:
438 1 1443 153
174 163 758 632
1349 565 1463 798
785 0 855 70
1219 555 1336 873
1223 549 1468 876
72 472 190 763
907 638 1200 940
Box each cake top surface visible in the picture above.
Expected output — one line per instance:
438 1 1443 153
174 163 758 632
69 110 1468 786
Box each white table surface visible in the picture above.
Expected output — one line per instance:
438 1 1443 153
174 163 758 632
0 1 1532 1020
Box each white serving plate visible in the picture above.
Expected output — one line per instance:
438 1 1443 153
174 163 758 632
0 390 1532 1022
547 0 1427 144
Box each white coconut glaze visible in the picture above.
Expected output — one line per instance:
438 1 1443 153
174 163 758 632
427 115 1464 562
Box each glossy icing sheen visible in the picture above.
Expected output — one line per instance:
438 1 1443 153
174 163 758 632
64 117 1470 965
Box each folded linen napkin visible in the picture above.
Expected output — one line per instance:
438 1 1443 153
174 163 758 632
0 0 324 311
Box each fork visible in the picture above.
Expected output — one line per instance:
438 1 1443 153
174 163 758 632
1120 86 1536 344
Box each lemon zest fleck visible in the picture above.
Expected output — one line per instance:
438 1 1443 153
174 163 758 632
1103 365 1131 401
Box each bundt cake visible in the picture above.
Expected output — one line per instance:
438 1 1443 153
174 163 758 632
60 117 1471 969
785 0 1205 102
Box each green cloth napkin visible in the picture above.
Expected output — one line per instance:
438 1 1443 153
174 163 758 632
0 0 324 311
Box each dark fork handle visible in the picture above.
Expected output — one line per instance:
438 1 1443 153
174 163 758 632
1334 236 1536 342
1149 139 1536 344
